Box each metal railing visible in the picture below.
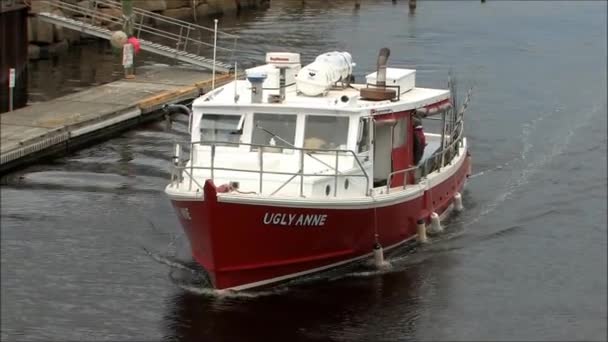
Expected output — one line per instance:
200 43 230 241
170 123 465 198
170 118 466 198
37 0 238 63
170 141 370 197
386 121 465 193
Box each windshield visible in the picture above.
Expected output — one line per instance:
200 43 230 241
304 115 349 150
200 114 242 144
251 113 297 152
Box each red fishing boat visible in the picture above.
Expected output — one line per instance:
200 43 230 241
165 48 472 291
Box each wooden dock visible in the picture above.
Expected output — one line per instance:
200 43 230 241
0 66 233 174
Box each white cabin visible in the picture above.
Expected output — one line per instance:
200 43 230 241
168 52 452 200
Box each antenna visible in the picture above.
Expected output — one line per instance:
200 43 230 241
234 61 239 103
212 19 218 90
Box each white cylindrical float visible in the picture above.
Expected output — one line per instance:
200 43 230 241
173 143 182 166
454 192 464 212
110 30 128 49
416 219 428 243
429 212 443 234
373 243 385 269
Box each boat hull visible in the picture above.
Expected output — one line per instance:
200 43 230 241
168 153 470 291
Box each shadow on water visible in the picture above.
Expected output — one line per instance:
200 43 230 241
161 253 450 342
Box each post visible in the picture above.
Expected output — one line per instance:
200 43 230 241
122 0 135 78
212 19 218 90
299 150 304 197
354 0 360 10
334 151 339 196
210 144 216 181
258 149 263 194
122 43 134 79
440 107 447 168
8 68 15 112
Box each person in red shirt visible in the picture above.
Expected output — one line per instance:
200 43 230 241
413 116 426 165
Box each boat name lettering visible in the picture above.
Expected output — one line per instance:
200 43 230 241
263 213 327 227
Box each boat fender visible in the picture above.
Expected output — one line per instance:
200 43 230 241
217 181 239 193
416 219 428 243
428 212 443 234
454 192 464 212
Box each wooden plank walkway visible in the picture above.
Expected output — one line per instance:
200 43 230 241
0 66 233 174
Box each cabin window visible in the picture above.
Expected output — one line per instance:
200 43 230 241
251 113 297 152
357 118 371 153
200 114 243 145
304 115 349 150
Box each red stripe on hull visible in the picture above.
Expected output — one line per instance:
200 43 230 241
170 154 470 290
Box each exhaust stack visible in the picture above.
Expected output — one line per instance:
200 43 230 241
360 48 397 101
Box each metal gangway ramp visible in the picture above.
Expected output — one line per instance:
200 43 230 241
34 0 237 73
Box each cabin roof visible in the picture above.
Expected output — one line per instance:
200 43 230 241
193 80 450 114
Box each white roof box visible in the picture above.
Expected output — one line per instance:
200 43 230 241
366 68 416 93
266 52 301 67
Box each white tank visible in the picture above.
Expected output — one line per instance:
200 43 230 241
296 51 354 96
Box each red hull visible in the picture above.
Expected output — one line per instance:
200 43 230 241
170 156 470 290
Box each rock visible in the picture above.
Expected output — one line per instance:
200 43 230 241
27 17 37 43
106 21 124 31
51 9 65 42
63 29 81 44
49 40 69 55
34 17 54 44
30 0 55 13
100 7 123 17
76 0 92 11
165 0 191 9
161 7 193 20
220 0 238 13
99 7 123 27
196 3 209 17
28 44 41 60
133 0 167 12
206 0 223 14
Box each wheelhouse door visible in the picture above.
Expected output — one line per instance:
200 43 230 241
373 111 413 188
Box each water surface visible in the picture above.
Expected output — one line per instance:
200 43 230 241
2 1 607 341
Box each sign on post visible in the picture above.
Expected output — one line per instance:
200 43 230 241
8 68 15 112
122 43 134 67
9 68 15 88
